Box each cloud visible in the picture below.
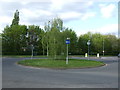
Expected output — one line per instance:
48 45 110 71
97 24 118 34
75 24 118 37
0 16 12 32
99 4 116 18
0 1 96 26
0 0 117 35
59 12 82 21
86 24 118 37
81 12 96 20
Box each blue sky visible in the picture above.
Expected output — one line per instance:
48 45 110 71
0 0 118 36
64 2 118 36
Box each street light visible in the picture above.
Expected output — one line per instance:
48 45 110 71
66 38 70 64
31 44 34 59
87 40 90 60
103 38 105 56
46 21 50 57
26 30 37 59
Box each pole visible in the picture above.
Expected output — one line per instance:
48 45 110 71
103 39 104 56
31 45 33 59
47 42 48 57
88 45 89 60
43 47 44 55
66 44 68 64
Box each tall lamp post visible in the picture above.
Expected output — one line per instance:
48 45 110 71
26 30 37 59
66 38 70 64
103 38 104 56
47 21 50 57
87 40 90 60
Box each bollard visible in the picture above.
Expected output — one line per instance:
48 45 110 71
97 53 99 57
85 53 87 57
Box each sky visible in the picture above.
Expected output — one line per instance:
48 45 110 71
0 0 119 37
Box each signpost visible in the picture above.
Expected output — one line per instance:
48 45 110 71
66 38 70 64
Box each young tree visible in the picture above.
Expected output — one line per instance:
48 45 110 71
48 18 63 59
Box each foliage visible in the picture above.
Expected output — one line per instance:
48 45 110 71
11 10 19 26
2 10 119 56
78 32 119 55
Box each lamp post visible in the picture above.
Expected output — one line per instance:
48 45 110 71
26 30 37 59
103 38 104 56
31 44 34 59
66 38 70 64
47 21 50 57
87 40 90 60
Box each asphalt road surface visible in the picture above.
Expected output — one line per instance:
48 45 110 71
2 57 118 88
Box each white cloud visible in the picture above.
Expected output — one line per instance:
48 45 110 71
96 24 118 34
50 0 66 10
20 9 52 18
81 12 96 20
0 16 12 23
75 24 118 37
60 12 82 20
0 16 12 33
86 1 94 6
0 0 118 35
0 0 51 2
100 4 116 18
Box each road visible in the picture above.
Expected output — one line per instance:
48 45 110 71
2 57 118 88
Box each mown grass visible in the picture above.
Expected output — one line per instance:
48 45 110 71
2 55 47 58
17 59 105 69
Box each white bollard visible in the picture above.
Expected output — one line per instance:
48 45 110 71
85 53 87 57
97 53 99 57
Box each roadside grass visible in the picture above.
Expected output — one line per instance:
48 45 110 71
2 55 116 58
69 55 117 57
17 59 105 69
2 55 47 58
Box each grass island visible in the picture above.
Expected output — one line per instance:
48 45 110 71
17 59 105 69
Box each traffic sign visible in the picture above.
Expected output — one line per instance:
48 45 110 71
66 40 70 44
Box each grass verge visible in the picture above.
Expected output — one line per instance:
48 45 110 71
2 55 47 58
17 59 105 69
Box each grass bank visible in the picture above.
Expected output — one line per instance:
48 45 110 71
17 59 105 69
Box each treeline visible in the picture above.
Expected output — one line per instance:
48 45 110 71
2 10 120 56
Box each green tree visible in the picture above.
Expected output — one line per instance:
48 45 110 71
118 38 120 53
104 34 118 55
91 33 103 54
11 10 19 26
2 25 27 55
78 32 92 55
27 25 42 55
48 18 63 59
62 28 78 55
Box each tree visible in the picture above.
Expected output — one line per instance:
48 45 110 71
78 32 92 54
62 28 78 55
11 10 19 26
2 25 27 55
104 34 118 55
48 18 63 59
27 25 42 55
118 38 120 53
91 33 103 54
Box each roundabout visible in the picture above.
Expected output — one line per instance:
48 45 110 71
2 56 118 88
